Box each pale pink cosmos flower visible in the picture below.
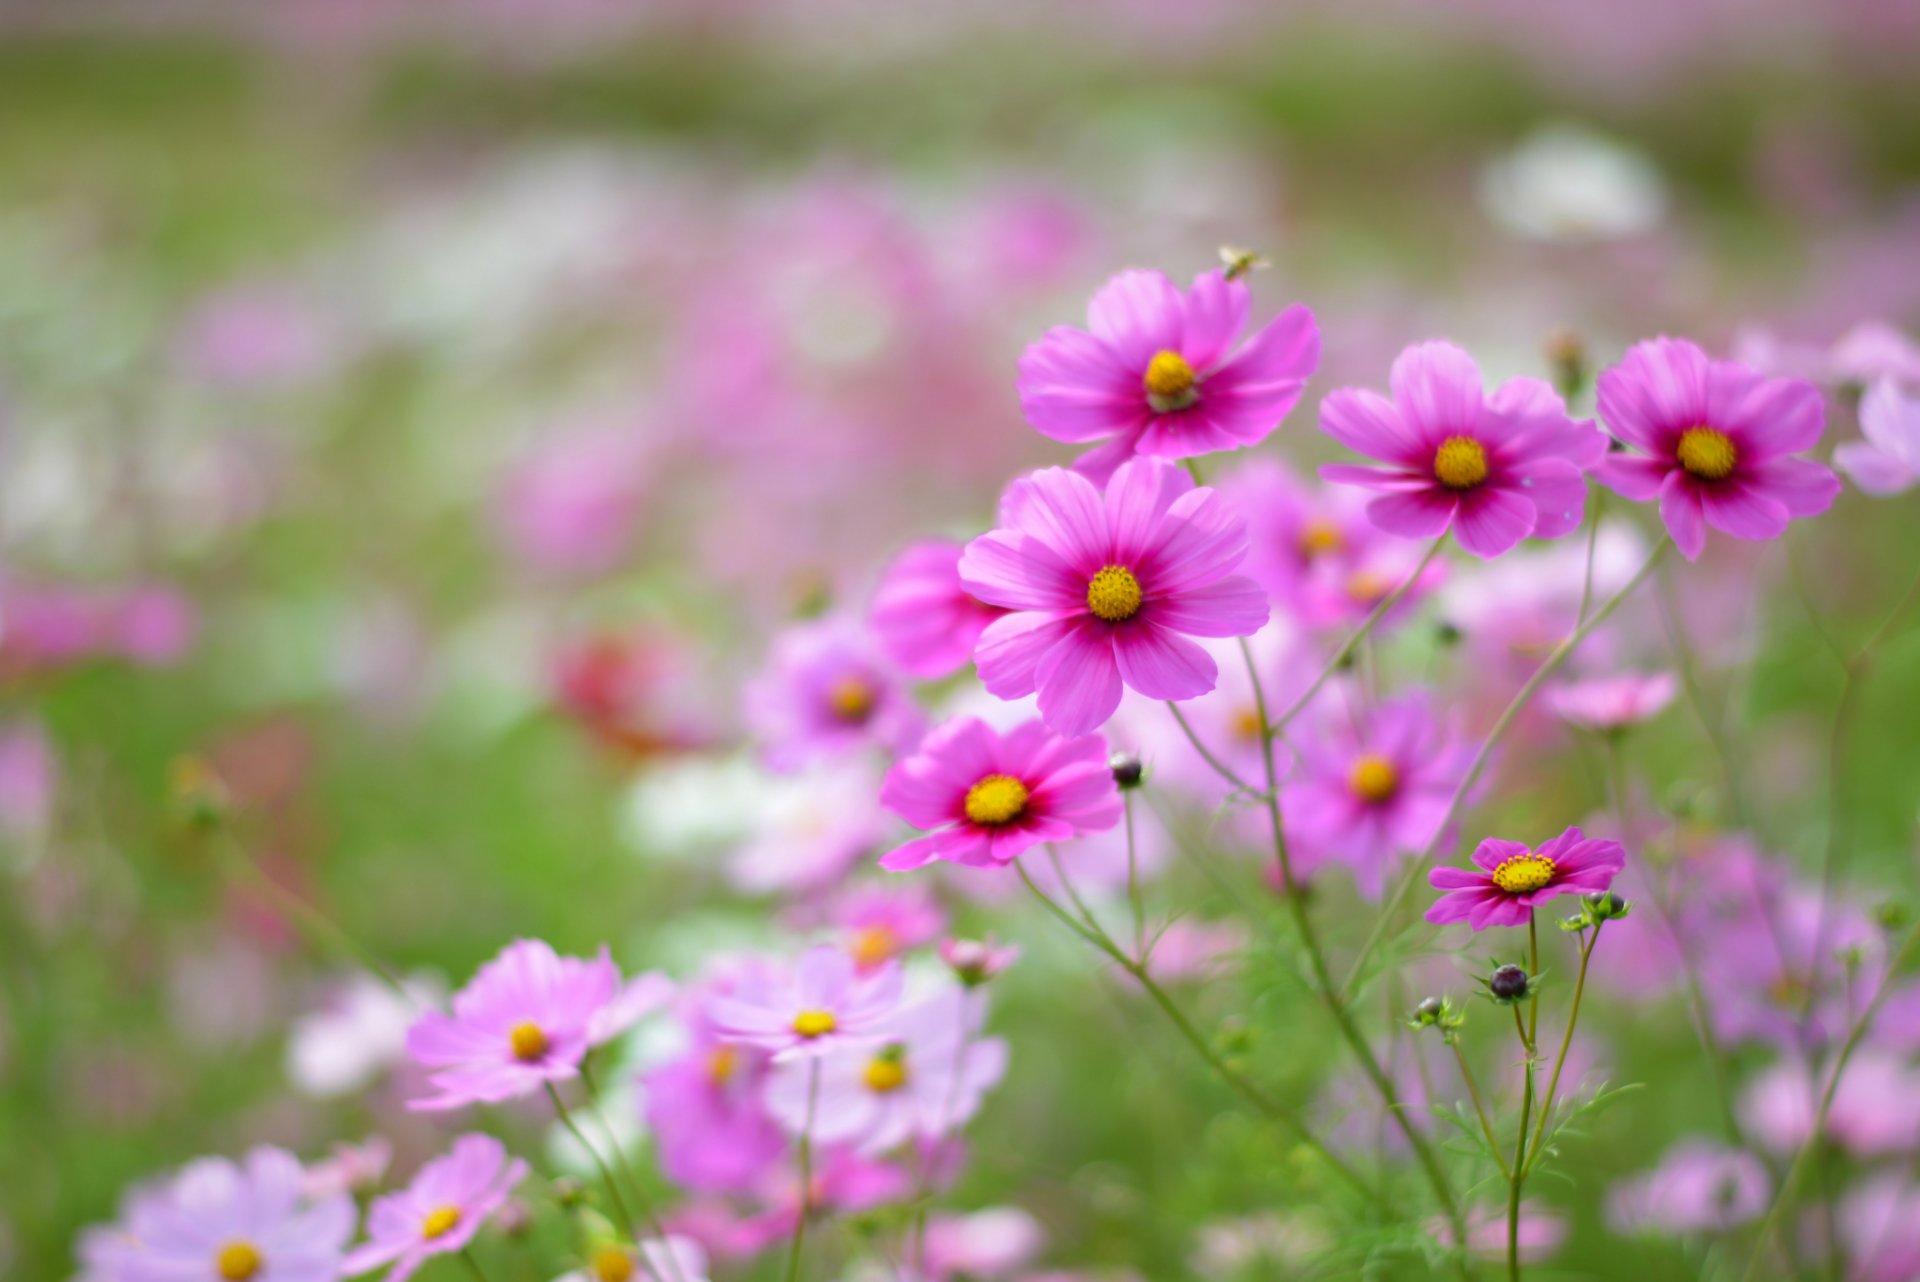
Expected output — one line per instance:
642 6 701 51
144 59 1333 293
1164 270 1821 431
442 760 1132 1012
346 1135 527 1282
1739 1052 1920 1157
1429 1202 1566 1263
1427 826 1627 930
103 1147 354 1282
763 984 1008 1155
870 540 1008 680
1594 337 1841 561
1544 671 1678 732
828 883 947 973
1320 340 1605 559
1839 1174 1920 1282
878 716 1121 871
1281 693 1474 898
554 1237 710 1282
287 971 442 1099
922 1207 1046 1280
303 1137 393 1201
1017 266 1318 481
405 940 671 1111
743 616 925 771
1606 1139 1769 1235
1835 378 1920 496
960 459 1269 736
642 973 788 1195
707 944 903 1062
494 423 650 576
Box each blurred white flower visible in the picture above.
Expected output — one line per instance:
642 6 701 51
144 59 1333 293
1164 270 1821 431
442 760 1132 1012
1479 123 1666 243
286 972 440 1099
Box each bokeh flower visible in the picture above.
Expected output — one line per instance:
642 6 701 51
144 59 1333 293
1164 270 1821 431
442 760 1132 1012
960 459 1268 735
1835 378 1920 496
877 716 1121 871
1594 337 1841 560
707 944 903 1061
743 616 925 771
104 1147 354 1282
345 1134 527 1282
1544 672 1677 733
1017 267 1318 480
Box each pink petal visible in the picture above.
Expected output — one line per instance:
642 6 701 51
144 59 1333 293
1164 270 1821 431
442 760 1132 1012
1137 486 1249 593
1034 631 1123 737
1178 269 1250 371
1595 454 1671 501
1105 457 1194 568
1148 576 1269 638
1451 485 1536 559
1597 338 1711 453
1699 480 1791 543
999 467 1111 574
1367 486 1458 540
1086 269 1182 370
1835 442 1918 496
1710 364 1823 460
1519 459 1591 539
958 531 1082 612
1112 625 1218 701
1016 326 1141 444
1321 388 1428 467
972 612 1081 700
1658 472 1708 561
1749 457 1842 518
1388 341 1485 438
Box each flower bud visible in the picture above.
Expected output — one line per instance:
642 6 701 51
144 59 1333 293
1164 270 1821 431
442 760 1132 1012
939 936 1018 987
1413 996 1446 1025
1109 752 1145 789
1544 329 1588 401
1488 963 1530 1003
1586 891 1632 922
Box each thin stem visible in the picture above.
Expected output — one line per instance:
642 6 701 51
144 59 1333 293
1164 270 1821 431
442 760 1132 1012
1165 701 1259 795
459 1249 494 1282
784 1059 822 1282
1523 923 1601 1175
578 1062 686 1282
1123 791 1145 961
1268 534 1448 734
1739 924 1920 1282
1451 1041 1510 1181
1339 538 1671 1000
1573 493 1604 626
547 1083 641 1245
1015 863 1380 1204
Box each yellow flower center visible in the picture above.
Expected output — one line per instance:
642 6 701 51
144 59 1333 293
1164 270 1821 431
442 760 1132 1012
792 1009 838 1038
1086 564 1144 622
1300 519 1344 557
1676 426 1738 481
849 925 899 969
707 1045 739 1085
1346 570 1389 604
592 1246 637 1282
1143 349 1199 412
827 676 877 724
964 773 1030 827
216 1242 263 1281
1432 435 1489 490
1490 853 1557 894
863 1054 910 1094
1348 754 1399 804
1232 707 1265 742
508 1021 549 1062
422 1205 462 1240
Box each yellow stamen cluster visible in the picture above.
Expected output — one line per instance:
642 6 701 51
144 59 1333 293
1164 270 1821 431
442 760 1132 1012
1676 426 1738 481
827 676 877 724
422 1206 462 1241
707 1045 739 1085
1490 853 1556 895
792 1009 838 1039
863 1055 910 1094
1433 436 1489 490
964 773 1030 827
508 1021 549 1063
592 1246 637 1282
1300 519 1344 557
1232 707 1265 742
1086 565 1144 623
216 1242 263 1281
849 925 899 969
1348 754 1400 804
1143 349 1199 412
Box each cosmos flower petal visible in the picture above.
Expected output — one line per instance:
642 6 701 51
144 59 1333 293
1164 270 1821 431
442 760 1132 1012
998 467 1112 574
971 612 1082 700
1034 632 1124 737
1595 454 1671 501
1451 485 1536 559
1367 487 1458 539
1387 340 1485 439
1748 457 1842 518
1320 388 1428 467
959 531 1084 611
1708 362 1823 459
1658 472 1708 561
1178 268 1250 370
1085 268 1183 369
1111 625 1217 701
1148 577 1270 637
1835 441 1917 496
1699 480 1792 542
1017 326 1140 444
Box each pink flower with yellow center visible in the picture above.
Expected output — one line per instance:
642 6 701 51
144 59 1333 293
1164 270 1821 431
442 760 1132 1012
960 458 1269 737
1427 825 1627 930
706 944 903 1062
1594 337 1841 561
877 716 1122 871
1017 266 1319 481
345 1135 526 1282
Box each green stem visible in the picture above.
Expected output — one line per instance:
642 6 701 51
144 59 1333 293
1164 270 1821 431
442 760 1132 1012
1338 538 1671 1000
784 1059 821 1282
459 1249 494 1282
547 1083 641 1246
1523 924 1600 1174
577 1062 686 1282
1451 1041 1510 1181
1165 700 1259 795
1123 790 1145 961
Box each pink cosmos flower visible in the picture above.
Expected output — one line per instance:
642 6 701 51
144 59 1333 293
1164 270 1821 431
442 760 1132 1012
345 1135 527 1282
1835 378 1920 496
105 1147 354 1282
303 1138 393 1201
494 424 650 576
642 973 788 1195
406 940 672 1111
763 985 1008 1154
922 1208 1046 1280
1606 1139 1768 1235
870 540 1008 680
828 883 947 972
1430 1203 1566 1263
939 936 1021 986
878 716 1122 871
743 616 925 771
1594 338 1842 561
1281 694 1474 898
555 1238 710 1282
1739 1052 1920 1157
1545 671 1678 732
1840 1175 1920 1282
959 458 1269 736
1320 340 1605 559
1427 826 1627 929
1017 267 1319 481
707 944 904 1062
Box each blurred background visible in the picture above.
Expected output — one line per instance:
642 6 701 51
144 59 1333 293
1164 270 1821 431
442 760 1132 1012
4 1 1920 1278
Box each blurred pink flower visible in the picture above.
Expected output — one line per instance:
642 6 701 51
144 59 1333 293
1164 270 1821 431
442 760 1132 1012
1595 338 1840 561
1017 266 1318 480
743 616 924 771
495 425 650 575
346 1134 527 1282
1835 378 1920 495
960 459 1268 736
1607 1139 1769 1234
878 716 1121 871
830 883 947 972
1544 671 1677 732
112 1147 354 1282
642 993 788 1195
0 719 55 840
923 1207 1046 1280
1320 340 1603 559
1430 1201 1565 1262
708 944 903 1062
939 936 1021 987
870 539 1008 681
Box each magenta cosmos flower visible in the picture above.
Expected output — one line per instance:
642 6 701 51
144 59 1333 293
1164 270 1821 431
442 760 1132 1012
959 458 1269 736
1594 338 1842 561
1427 825 1627 930
345 1135 527 1282
869 540 1008 680
742 615 924 771
1320 341 1605 559
107 1147 354 1282
1017 267 1319 480
406 939 672 1112
707 944 903 1062
877 716 1121 871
